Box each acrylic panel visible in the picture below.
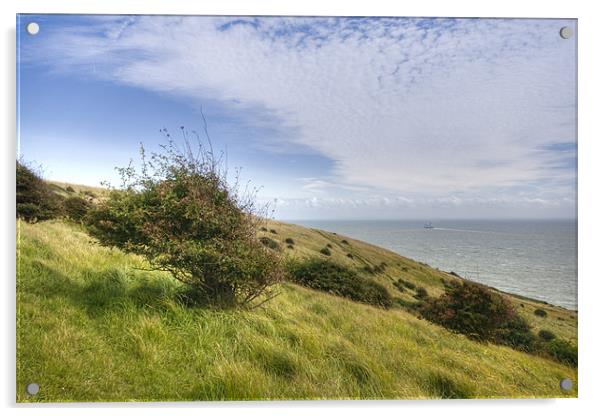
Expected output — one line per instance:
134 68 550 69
16 15 577 402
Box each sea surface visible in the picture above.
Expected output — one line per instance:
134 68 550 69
291 220 577 310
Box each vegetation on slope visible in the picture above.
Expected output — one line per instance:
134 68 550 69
17 220 577 401
16 161 64 222
259 219 577 343
288 259 392 308
17 161 95 224
83 140 283 308
16 158 577 400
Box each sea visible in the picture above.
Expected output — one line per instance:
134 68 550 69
291 220 577 310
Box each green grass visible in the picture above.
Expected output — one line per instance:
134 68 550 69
47 180 109 203
17 220 577 401
259 220 577 343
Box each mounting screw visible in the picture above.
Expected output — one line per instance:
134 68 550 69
26 383 40 395
26 22 40 35
559 26 573 39
560 378 573 391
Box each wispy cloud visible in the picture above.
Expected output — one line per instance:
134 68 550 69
22 16 576 217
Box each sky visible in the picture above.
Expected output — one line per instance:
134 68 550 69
17 15 577 220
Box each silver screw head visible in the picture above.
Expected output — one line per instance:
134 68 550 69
560 378 573 391
26 383 40 395
559 26 573 39
26 22 40 35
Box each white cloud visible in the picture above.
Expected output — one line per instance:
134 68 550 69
24 16 577 217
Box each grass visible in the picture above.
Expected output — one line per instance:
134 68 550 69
258 220 577 344
17 219 577 401
48 181 109 203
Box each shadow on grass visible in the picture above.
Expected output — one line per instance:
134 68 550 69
22 260 181 318
423 371 475 399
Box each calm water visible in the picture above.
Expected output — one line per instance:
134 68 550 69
292 220 577 310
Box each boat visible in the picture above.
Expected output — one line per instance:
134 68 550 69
424 221 434 229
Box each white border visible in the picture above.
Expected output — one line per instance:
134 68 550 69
2 1 601 415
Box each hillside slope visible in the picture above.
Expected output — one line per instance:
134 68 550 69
261 219 577 343
17 219 576 401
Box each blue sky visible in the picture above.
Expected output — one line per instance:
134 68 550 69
17 15 577 220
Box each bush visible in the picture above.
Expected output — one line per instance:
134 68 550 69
346 253 354 259
373 262 387 273
259 236 281 251
534 308 547 318
287 259 393 308
269 229 278 234
85 133 283 308
538 329 557 341
494 314 536 352
66 186 75 193
341 240 349 245
64 196 93 221
399 279 416 290
393 279 405 292
545 339 577 367
414 287 428 299
326 243 333 249
287 244 294 250
320 247 331 256
285 238 294 245
16 161 64 222
421 280 531 343
260 226 268 232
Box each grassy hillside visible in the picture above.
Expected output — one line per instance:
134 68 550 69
47 181 109 203
260 220 577 344
17 219 577 401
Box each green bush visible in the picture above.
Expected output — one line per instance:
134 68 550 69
534 308 547 318
16 161 64 222
260 226 268 232
363 265 374 274
285 238 294 245
393 279 406 292
320 247 331 256
346 253 354 259
545 339 577 367
66 186 75 193
421 280 532 345
326 243 333 249
269 229 278 234
287 244 294 250
259 236 281 251
414 287 428 300
64 196 93 222
85 135 283 308
341 240 349 245
399 279 416 290
287 259 392 308
538 329 557 341
494 314 536 352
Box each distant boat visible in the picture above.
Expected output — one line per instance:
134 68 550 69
424 221 434 229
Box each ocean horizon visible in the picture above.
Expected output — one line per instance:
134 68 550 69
289 219 577 310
